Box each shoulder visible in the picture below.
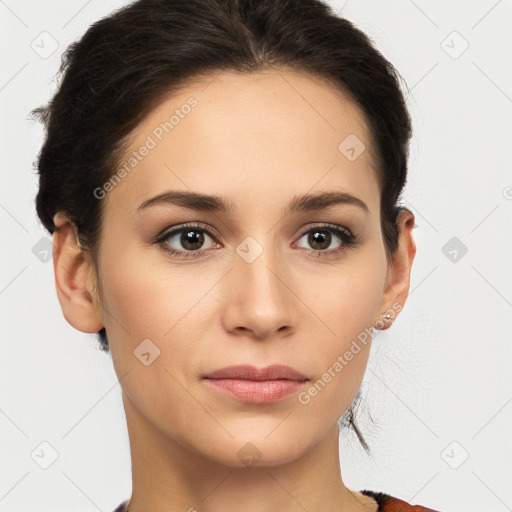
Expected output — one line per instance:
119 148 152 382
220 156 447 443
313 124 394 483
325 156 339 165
360 489 443 512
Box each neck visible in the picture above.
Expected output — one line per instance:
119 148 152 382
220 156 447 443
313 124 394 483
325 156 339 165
122 392 377 512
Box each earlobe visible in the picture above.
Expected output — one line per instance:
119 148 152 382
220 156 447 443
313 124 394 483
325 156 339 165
375 208 417 330
52 212 104 333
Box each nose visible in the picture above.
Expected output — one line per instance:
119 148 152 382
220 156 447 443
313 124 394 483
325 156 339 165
220 247 295 340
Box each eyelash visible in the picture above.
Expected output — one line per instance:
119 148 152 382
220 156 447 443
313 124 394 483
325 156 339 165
154 221 360 260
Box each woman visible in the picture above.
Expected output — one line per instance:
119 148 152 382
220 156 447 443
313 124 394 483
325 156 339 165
32 0 442 510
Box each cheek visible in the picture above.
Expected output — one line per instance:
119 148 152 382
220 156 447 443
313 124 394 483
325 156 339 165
305 253 386 340
99 232 387 363
97 252 209 424
97 245 219 367
99 233 386 425
298 251 386 401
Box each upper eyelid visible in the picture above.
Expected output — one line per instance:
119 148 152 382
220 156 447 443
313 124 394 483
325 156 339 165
157 222 353 244
158 222 218 240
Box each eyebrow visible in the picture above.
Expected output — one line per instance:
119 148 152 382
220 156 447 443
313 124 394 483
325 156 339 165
136 190 369 216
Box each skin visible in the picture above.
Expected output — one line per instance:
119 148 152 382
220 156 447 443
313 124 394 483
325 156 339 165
52 68 416 512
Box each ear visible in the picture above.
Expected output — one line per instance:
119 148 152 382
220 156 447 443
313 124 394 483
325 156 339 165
375 207 417 330
52 211 104 333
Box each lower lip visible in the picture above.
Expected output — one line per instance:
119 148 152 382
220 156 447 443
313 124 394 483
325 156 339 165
204 378 307 403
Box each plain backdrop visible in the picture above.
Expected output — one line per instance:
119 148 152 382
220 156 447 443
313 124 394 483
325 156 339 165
1 1 511 511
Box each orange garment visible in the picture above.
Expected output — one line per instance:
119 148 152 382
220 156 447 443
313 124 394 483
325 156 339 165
113 490 442 511
361 489 441 511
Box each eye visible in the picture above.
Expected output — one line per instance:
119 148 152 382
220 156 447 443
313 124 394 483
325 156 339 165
293 224 358 258
155 222 220 259
154 222 360 260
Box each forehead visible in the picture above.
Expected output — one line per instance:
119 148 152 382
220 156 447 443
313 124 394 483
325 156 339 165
102 68 380 216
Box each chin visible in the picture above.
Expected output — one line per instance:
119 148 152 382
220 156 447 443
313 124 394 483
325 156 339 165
193 430 313 468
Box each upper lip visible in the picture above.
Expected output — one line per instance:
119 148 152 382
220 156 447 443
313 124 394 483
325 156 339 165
203 364 308 381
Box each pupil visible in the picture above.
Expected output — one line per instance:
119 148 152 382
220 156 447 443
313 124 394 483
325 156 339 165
310 230 330 250
182 230 204 250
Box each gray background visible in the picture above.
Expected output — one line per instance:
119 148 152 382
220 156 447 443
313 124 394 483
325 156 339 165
1 0 511 511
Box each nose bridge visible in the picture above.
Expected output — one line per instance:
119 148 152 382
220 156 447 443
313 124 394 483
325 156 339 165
235 234 287 300
221 233 294 337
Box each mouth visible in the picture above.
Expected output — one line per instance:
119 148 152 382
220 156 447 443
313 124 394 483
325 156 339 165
202 364 309 404
202 364 308 381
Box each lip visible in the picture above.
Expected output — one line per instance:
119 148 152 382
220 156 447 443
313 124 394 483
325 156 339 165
202 364 308 381
202 364 309 404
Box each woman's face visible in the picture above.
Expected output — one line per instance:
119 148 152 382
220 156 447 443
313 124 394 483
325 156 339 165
88 69 401 466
